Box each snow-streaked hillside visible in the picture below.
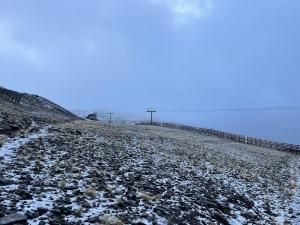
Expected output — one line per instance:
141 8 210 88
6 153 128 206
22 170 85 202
0 120 299 225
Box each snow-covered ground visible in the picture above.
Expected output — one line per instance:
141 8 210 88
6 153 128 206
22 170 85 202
0 120 299 225
0 126 49 161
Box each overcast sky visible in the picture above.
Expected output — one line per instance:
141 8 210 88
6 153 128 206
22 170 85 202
0 0 299 144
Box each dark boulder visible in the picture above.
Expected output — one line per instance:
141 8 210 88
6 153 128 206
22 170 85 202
0 120 20 136
0 176 11 186
86 113 98 121
0 123 13 135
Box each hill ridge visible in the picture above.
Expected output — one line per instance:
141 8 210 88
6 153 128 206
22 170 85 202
0 86 78 136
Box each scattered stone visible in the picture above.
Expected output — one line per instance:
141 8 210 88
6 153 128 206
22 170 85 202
0 213 27 225
0 120 299 225
0 122 14 135
0 176 11 186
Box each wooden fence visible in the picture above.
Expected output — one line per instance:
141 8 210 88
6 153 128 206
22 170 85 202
138 122 300 154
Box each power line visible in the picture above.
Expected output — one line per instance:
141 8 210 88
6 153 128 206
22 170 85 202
90 106 300 115
158 106 300 113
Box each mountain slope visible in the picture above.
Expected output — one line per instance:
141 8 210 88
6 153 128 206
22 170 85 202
0 86 78 136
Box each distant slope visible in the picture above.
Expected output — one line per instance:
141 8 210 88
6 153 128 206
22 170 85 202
0 86 78 135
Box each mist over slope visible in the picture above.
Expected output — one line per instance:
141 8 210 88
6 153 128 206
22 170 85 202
72 110 148 124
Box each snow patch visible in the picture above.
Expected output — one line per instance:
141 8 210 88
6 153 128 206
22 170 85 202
0 126 49 161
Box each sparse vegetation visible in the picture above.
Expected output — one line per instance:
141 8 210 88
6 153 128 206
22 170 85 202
85 186 97 198
100 215 123 225
58 179 67 189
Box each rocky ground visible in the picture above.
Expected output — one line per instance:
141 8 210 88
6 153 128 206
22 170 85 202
0 86 78 143
0 120 299 225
